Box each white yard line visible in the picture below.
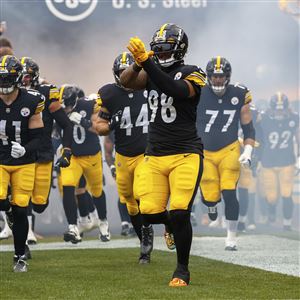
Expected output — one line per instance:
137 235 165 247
0 235 299 277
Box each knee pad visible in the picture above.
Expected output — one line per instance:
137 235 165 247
126 202 139 216
222 189 239 220
32 202 49 214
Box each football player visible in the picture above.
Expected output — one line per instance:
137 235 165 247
197 56 255 251
20 57 73 244
259 92 299 230
120 24 206 286
0 55 44 272
59 84 108 243
96 52 156 263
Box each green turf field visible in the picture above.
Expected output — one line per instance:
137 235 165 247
0 248 299 300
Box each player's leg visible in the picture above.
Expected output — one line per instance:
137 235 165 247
10 164 35 272
0 167 12 239
115 153 148 244
261 167 278 224
219 143 240 251
137 156 170 263
31 161 53 213
200 151 221 222
237 167 252 232
168 153 203 287
279 165 295 230
83 152 108 241
61 157 82 243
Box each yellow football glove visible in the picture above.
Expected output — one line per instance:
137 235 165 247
127 36 153 65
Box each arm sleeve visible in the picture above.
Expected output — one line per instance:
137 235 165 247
142 59 190 98
52 108 73 149
24 127 44 153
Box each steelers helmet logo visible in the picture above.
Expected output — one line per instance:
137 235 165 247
174 72 182 80
231 97 239 105
80 110 87 118
21 107 30 117
289 120 295 127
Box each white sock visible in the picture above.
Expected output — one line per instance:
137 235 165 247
80 216 90 223
27 215 33 230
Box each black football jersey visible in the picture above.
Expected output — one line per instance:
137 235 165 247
71 99 101 156
99 84 147 157
260 111 299 167
145 63 206 156
197 83 252 151
0 88 45 165
36 84 60 162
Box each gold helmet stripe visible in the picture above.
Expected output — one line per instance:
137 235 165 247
159 23 168 37
277 91 282 104
121 52 127 64
59 85 66 104
216 56 221 71
1 55 8 70
21 57 27 65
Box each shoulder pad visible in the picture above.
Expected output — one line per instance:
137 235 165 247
183 65 206 87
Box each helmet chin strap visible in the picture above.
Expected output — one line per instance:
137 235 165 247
212 85 226 97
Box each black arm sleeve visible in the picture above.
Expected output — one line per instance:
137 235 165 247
142 58 190 98
241 121 255 140
24 127 43 153
52 108 73 149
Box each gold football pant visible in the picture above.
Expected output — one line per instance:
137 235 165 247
60 152 103 197
32 161 53 205
115 152 144 216
136 153 202 214
0 163 35 207
261 165 294 204
200 141 240 202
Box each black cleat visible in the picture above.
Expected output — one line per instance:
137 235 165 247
141 225 154 255
208 206 218 221
121 224 130 236
139 253 150 264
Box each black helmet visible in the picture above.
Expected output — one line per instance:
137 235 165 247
113 52 134 86
20 56 40 88
150 23 188 67
59 84 85 110
206 56 232 96
0 55 23 94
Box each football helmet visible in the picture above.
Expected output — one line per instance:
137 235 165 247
150 23 188 67
20 57 39 88
0 55 23 94
113 52 134 86
206 56 232 96
269 92 289 120
59 84 85 112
